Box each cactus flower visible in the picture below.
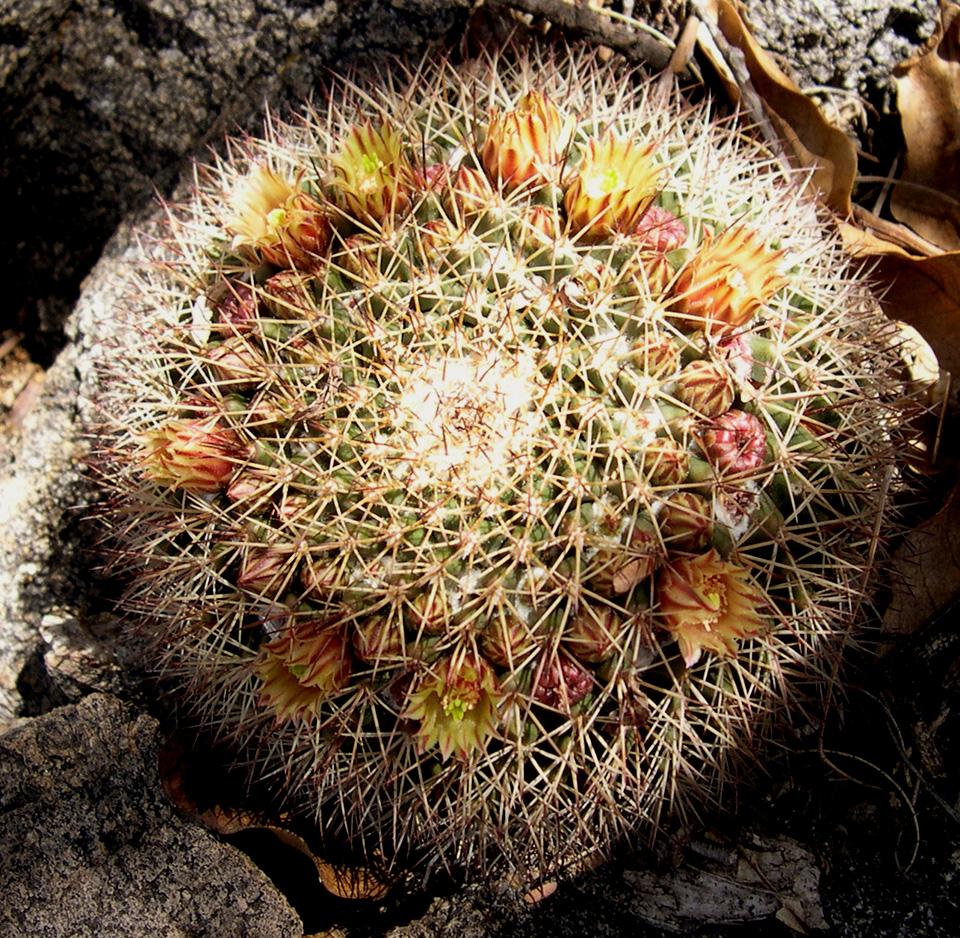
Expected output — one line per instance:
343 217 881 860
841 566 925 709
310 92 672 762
255 620 353 722
702 409 768 474
141 417 249 492
482 91 573 190
672 226 787 332
332 121 411 222
225 164 330 269
656 550 765 666
404 654 501 761
565 131 661 239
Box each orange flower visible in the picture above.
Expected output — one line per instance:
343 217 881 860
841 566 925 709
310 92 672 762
564 131 661 239
224 164 330 269
403 654 501 761
331 121 411 222
657 550 765 666
141 417 249 492
482 91 573 190
672 226 787 332
255 620 353 722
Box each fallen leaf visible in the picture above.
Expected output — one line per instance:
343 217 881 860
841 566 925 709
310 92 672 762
891 3 960 251
874 252 960 378
699 0 858 215
883 487 960 638
159 736 393 900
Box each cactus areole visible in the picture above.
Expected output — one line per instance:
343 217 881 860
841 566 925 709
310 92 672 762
101 48 908 881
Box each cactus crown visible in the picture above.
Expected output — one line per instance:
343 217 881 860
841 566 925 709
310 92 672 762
101 46 907 880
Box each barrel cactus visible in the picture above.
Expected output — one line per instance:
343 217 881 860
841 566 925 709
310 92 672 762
100 46 908 882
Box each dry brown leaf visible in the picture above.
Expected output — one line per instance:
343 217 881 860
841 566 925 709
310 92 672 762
159 737 392 900
892 3 960 251
842 219 960 377
701 0 858 215
883 488 960 637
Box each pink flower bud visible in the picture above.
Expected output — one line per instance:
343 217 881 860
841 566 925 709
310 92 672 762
532 653 593 709
632 205 686 253
207 337 265 390
702 409 767 475
352 615 405 665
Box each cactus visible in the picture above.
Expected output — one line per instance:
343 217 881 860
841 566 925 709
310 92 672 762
98 46 909 882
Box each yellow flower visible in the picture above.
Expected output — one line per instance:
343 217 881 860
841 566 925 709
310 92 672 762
656 550 765 667
255 620 353 723
141 416 249 492
331 121 411 222
403 654 501 761
482 91 573 190
225 164 330 269
672 226 787 332
564 131 661 239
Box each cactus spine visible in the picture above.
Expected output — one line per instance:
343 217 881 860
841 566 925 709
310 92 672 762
99 46 908 881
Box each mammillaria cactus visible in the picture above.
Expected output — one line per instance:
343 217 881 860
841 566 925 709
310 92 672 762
98 46 910 882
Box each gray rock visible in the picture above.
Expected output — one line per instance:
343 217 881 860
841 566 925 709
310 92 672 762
2 0 471 358
742 0 937 109
0 692 302 938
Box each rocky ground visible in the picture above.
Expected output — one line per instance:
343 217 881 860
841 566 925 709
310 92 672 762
2 1 957 936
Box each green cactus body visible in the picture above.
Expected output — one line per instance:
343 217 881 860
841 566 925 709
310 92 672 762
102 48 908 880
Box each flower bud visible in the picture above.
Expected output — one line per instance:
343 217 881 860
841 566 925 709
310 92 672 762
517 204 562 253
564 131 661 240
331 121 411 222
301 554 342 598
445 166 495 220
531 653 593 710
565 605 623 663
672 226 787 332
225 165 330 269
659 492 713 551
482 612 540 667
613 520 665 593
141 417 249 492
215 280 259 332
627 333 681 379
411 162 449 193
261 270 316 319
656 550 765 666
405 586 450 635
352 615 405 664
643 436 691 487
482 91 573 190
631 205 686 253
207 337 265 390
255 619 353 722
702 409 767 475
237 545 290 594
675 359 735 417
